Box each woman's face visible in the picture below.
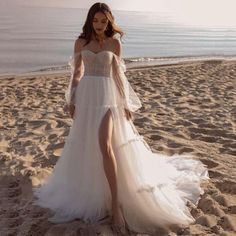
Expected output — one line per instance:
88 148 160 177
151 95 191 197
92 12 109 36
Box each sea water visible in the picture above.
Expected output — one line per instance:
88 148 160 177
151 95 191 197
0 5 236 75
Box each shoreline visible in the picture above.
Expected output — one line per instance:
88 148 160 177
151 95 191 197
1 54 236 78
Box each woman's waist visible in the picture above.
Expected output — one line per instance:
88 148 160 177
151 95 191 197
83 73 112 79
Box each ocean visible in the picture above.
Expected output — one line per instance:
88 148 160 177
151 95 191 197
0 5 236 75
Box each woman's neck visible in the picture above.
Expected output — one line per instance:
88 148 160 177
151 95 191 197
92 33 109 48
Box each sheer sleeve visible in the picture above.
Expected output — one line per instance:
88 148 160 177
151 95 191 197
65 52 83 106
112 54 142 112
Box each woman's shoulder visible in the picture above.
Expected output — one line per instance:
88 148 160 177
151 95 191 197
75 38 87 48
111 34 121 44
73 38 86 54
110 36 122 55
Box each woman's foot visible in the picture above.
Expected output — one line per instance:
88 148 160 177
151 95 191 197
111 203 126 235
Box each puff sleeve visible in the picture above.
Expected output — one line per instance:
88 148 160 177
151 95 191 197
112 54 142 112
65 52 83 106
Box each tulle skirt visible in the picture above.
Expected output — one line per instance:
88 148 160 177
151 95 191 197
33 75 209 234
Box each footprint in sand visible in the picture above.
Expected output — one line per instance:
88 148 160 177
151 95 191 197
27 222 46 236
199 159 220 169
212 193 232 207
55 120 71 129
187 128 222 143
45 142 65 151
135 116 152 124
48 133 58 141
219 147 236 156
27 120 48 129
188 118 206 125
7 217 23 228
222 142 236 149
198 196 225 217
217 215 236 232
7 187 22 198
44 225 67 235
227 205 236 214
195 215 217 228
7 180 20 188
178 147 194 154
155 145 177 156
190 207 202 218
208 170 223 179
149 134 162 141
174 119 193 127
198 135 219 143
6 210 19 218
215 180 236 195
198 123 218 129
0 208 7 216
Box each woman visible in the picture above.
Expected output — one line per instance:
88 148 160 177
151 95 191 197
33 2 210 235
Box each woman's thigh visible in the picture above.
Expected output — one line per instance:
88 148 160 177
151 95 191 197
98 108 114 155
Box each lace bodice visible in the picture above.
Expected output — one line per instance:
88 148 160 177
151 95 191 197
81 50 114 77
65 49 142 112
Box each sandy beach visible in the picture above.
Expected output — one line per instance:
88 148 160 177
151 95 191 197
0 59 236 235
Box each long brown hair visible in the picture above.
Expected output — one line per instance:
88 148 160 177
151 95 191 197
78 2 124 45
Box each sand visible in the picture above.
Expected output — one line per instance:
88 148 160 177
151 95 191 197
0 59 236 236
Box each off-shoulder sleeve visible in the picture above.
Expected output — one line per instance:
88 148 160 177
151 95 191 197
65 52 83 106
112 54 142 112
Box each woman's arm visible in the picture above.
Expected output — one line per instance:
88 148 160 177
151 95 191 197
111 38 142 120
65 38 85 120
112 38 133 120
70 39 84 104
112 38 126 98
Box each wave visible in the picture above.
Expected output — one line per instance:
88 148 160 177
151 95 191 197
1 54 236 77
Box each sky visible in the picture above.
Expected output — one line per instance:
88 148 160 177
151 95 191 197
3 0 236 28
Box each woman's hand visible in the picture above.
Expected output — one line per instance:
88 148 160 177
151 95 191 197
124 108 133 120
68 103 75 119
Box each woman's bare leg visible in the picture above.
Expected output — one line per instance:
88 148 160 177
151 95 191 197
98 109 126 232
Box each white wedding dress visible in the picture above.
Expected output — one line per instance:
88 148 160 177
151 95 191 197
32 49 210 234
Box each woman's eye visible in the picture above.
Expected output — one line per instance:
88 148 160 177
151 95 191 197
93 19 107 24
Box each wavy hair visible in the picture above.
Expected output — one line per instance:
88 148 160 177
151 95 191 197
78 2 124 45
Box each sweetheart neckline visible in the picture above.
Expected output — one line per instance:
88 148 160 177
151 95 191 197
81 49 116 56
